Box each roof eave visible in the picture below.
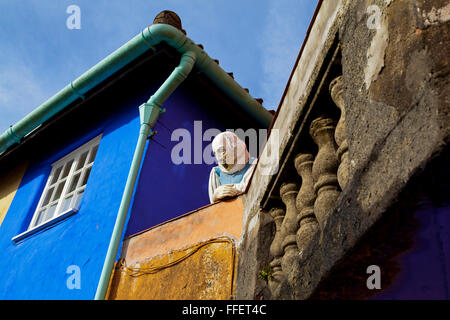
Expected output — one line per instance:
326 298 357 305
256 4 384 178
0 23 273 157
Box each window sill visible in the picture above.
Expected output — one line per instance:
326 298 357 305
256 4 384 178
12 208 79 244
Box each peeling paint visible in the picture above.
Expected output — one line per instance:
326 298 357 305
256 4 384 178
422 2 450 27
247 214 259 233
106 197 243 299
364 10 389 90
107 240 236 300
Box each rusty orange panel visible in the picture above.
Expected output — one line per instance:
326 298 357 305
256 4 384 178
122 197 244 265
107 240 237 300
106 197 244 300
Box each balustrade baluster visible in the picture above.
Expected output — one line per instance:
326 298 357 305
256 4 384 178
294 153 320 263
310 117 340 231
330 76 349 190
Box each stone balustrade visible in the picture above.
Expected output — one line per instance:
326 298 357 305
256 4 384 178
330 76 349 190
268 207 286 295
267 75 346 298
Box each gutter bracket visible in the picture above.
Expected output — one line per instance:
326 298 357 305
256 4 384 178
7 126 21 144
70 82 86 101
146 129 157 140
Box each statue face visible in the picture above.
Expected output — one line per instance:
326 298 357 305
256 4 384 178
212 131 249 174
214 146 237 170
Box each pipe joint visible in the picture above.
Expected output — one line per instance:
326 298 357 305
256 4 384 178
140 30 156 51
144 24 187 51
139 102 162 128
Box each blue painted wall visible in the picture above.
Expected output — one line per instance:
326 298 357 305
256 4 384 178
309 153 450 300
371 203 450 300
0 90 144 299
0 76 261 298
125 83 236 237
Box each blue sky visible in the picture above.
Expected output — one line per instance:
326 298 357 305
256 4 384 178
0 0 318 134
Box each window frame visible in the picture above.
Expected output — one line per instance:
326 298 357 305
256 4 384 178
27 135 101 231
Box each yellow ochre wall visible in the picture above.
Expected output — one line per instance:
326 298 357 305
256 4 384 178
107 197 245 300
0 162 28 228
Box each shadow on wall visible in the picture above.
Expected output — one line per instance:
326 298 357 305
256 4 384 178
0 162 28 227
310 146 450 300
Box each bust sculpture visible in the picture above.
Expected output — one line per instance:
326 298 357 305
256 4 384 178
208 131 255 203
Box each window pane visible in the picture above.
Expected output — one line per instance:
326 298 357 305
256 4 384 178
53 181 66 202
61 160 74 179
45 204 57 221
68 172 81 193
74 190 84 209
35 209 47 226
50 167 62 185
76 151 89 170
88 145 99 164
42 187 54 206
31 136 101 231
61 195 74 212
81 167 92 186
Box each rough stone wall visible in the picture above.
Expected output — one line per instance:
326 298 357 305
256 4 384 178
235 0 449 300
235 0 346 300
340 0 449 231
311 147 450 299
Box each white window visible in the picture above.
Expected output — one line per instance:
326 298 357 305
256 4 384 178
28 135 101 230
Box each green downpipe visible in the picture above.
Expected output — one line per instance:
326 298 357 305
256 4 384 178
94 51 197 300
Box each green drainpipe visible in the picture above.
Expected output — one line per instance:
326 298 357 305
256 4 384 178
93 26 271 300
94 51 197 300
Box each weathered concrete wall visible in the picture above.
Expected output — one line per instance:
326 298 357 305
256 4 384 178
107 198 244 299
312 0 450 299
340 0 450 228
236 0 346 300
235 0 449 300
310 149 450 299
0 162 28 228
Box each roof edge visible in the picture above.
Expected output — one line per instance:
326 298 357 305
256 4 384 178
267 0 324 132
0 22 273 156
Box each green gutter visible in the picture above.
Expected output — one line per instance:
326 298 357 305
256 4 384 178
0 33 155 153
0 24 272 156
94 50 197 300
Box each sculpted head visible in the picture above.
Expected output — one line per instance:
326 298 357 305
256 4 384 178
212 131 249 174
